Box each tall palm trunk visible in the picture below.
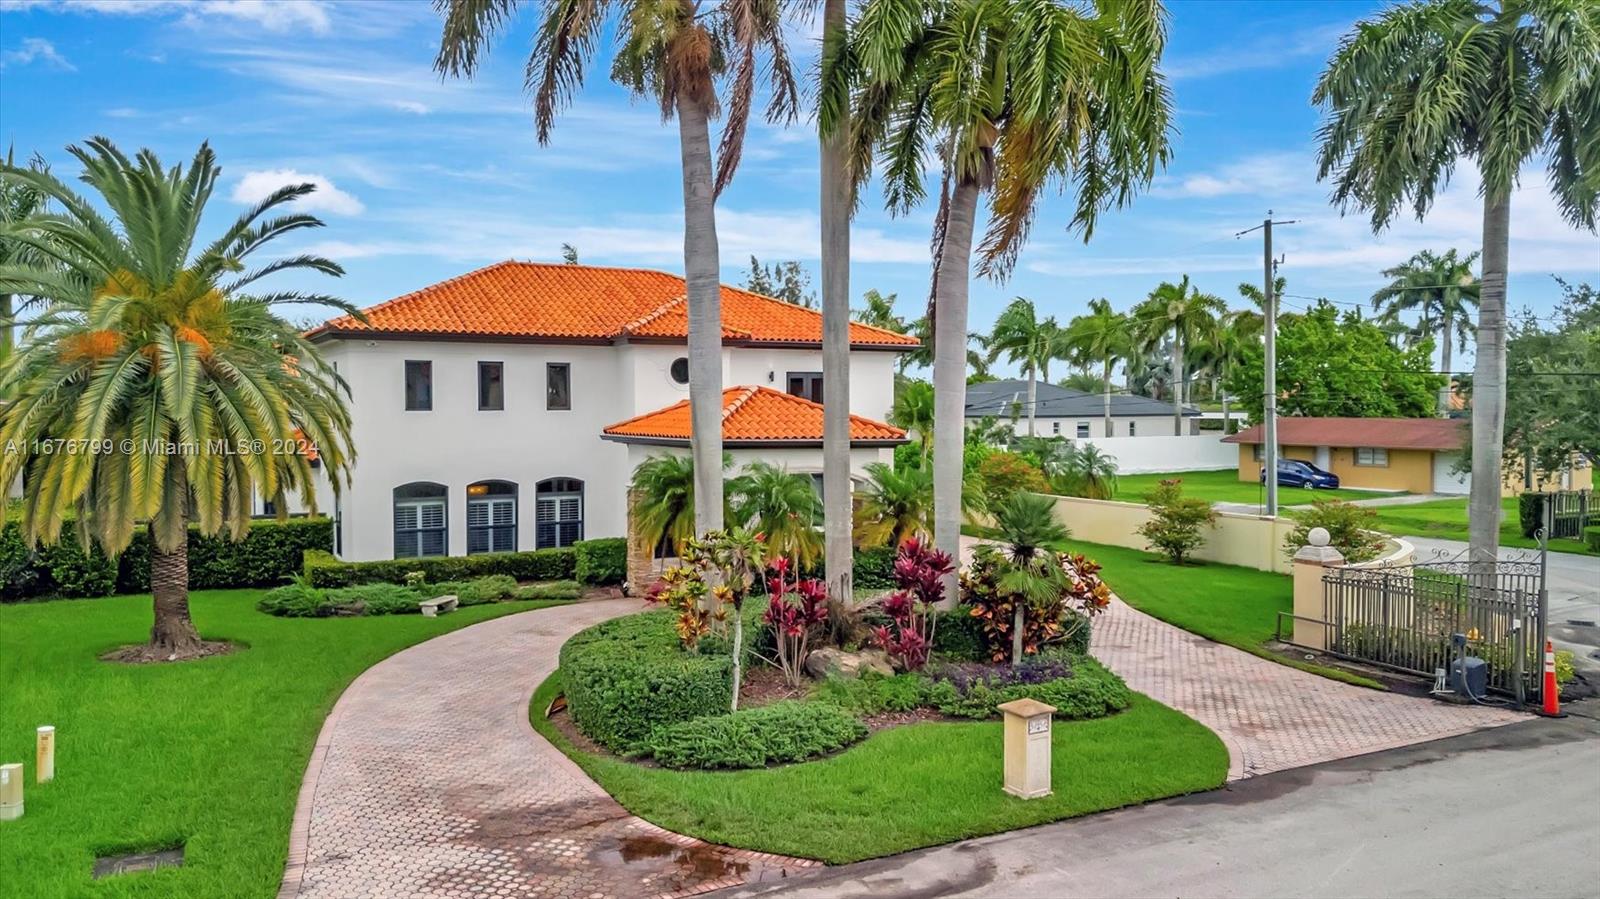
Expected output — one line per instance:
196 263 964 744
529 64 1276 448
149 538 202 657
1438 309 1453 416
932 179 979 606
1025 364 1037 436
1468 187 1509 566
1102 358 1114 437
1171 332 1184 436
820 0 852 607
1220 365 1231 435
679 96 724 535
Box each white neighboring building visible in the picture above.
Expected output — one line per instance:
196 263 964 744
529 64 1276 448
302 261 914 562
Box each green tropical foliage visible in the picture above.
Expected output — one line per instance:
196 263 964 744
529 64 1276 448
1501 279 1600 474
890 378 934 460
1371 248 1480 411
729 461 822 569
1132 275 1224 431
0 138 356 657
1057 443 1120 500
0 147 52 363
853 461 933 549
986 298 1067 436
1065 297 1134 437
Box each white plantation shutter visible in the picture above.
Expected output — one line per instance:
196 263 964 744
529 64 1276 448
535 479 584 548
395 498 447 558
468 495 517 554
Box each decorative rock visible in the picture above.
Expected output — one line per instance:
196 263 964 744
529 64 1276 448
804 647 895 680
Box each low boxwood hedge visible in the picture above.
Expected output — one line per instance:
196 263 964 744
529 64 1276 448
574 537 626 585
2 516 332 601
302 546 576 587
559 610 735 754
927 654 1131 720
1585 525 1600 553
647 701 868 769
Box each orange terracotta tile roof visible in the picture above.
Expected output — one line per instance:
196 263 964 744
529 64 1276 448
601 386 907 446
1223 417 1465 451
306 260 919 349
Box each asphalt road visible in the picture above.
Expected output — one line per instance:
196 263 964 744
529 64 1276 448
1404 536 1600 677
730 711 1600 899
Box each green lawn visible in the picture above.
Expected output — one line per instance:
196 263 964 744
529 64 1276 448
0 590 568 899
530 673 1226 864
1110 468 1403 507
1060 538 1385 689
1367 495 1597 556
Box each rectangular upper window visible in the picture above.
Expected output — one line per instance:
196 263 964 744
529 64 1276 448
1129 421 1136 437
404 360 432 411
1075 421 1090 439
478 361 504 411
1051 421 1061 435
1355 447 1389 467
546 363 571 411
786 371 823 404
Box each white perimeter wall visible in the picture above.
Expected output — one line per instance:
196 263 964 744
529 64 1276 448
1003 415 1199 439
1073 434 1237 474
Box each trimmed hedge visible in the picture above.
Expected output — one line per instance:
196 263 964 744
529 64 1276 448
850 546 898 590
1518 493 1545 539
1585 526 1600 553
2 517 332 601
575 537 626 585
927 654 1132 720
559 610 734 754
303 546 575 588
646 701 867 769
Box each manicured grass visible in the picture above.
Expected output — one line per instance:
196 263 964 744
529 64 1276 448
1368 495 1597 557
1059 538 1385 689
0 590 568 899
530 673 1226 864
1110 468 1402 507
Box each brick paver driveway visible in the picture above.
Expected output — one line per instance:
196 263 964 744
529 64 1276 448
961 537 1525 781
280 599 816 899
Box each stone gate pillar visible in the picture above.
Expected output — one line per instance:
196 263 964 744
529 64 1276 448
1292 527 1345 650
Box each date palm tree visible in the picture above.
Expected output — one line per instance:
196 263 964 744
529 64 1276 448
729 461 822 569
1313 0 1599 564
989 491 1069 663
890 378 935 463
850 0 1173 596
0 139 356 660
630 452 736 568
852 460 933 548
1371 249 1480 415
1064 298 1132 438
1062 442 1119 499
1133 276 1223 436
986 298 1066 437
435 0 798 537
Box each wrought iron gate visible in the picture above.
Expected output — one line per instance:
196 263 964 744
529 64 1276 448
1321 557 1546 701
1543 490 1592 540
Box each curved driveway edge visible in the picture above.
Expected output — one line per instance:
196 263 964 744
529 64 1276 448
279 599 817 899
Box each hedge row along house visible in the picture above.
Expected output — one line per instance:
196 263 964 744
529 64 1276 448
297 261 915 564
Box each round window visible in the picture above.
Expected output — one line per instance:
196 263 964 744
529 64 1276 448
670 357 689 385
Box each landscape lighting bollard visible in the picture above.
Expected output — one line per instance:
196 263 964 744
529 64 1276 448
37 726 54 783
0 763 22 821
998 698 1056 799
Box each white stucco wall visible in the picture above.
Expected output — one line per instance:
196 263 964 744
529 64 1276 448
319 337 901 561
1072 434 1238 473
1003 415 1197 439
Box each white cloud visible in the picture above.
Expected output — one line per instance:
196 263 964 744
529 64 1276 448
1 37 75 71
1165 22 1349 81
231 170 364 216
105 106 139 118
1150 152 1310 199
389 100 430 115
5 0 332 34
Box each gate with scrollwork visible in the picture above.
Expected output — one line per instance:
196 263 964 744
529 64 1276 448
1321 556 1546 701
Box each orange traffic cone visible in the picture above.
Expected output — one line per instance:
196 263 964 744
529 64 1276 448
1542 640 1561 716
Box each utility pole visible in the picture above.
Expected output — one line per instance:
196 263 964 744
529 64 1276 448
1237 212 1296 516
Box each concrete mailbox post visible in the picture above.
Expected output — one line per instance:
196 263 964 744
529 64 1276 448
997 698 1056 799
37 726 55 783
0 763 22 821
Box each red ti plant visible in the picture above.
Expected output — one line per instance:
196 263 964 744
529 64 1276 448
763 556 829 687
872 537 955 671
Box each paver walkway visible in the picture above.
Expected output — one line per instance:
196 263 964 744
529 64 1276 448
280 598 818 899
960 536 1525 780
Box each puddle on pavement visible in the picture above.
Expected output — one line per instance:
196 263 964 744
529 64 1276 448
595 833 752 883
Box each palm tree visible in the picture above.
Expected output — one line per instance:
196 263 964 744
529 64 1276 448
850 0 1173 597
818 0 856 608
986 298 1065 437
631 454 699 569
854 289 906 334
729 461 822 569
1062 442 1119 500
1314 0 1598 565
1065 298 1133 438
890 378 935 462
0 139 356 660
1194 308 1260 434
1371 249 1480 415
853 461 933 549
989 491 1070 663
0 148 51 363
1133 276 1223 435
435 0 798 538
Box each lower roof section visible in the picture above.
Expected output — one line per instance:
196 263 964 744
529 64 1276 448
600 385 908 448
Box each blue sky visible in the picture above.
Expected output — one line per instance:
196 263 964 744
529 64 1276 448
2 0 1596 376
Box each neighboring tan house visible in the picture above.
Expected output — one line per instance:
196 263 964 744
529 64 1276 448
301 260 915 562
965 379 1202 438
1222 416 1593 496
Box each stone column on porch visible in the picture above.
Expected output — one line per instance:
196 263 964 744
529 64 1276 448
1291 527 1345 650
625 488 659 594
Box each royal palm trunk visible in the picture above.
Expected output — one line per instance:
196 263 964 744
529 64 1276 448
820 0 853 607
1171 332 1184 435
1439 309 1454 416
148 537 202 657
1468 186 1510 566
1102 359 1114 437
932 179 979 606
1025 366 1037 437
677 95 724 535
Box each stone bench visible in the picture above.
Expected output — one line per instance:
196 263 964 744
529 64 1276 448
420 595 459 618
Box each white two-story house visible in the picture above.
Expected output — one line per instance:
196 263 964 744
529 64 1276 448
303 261 915 562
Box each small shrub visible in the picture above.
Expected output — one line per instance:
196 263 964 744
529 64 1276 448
327 583 421 616
574 537 627 585
871 537 955 671
763 559 829 687
646 701 867 769
403 570 427 588
960 547 1107 662
257 583 336 618
518 580 584 601
931 611 988 661
1135 478 1217 564
1584 526 1600 553
851 546 898 590
416 576 515 605
1555 649 1576 686
976 451 1051 512
1518 493 1545 538
1284 499 1386 563
810 672 932 715
927 654 1132 720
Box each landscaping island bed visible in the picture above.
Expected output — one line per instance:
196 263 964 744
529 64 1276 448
529 607 1228 864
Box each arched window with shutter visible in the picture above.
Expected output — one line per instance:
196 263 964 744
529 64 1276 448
534 478 584 548
394 482 447 558
467 480 518 554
